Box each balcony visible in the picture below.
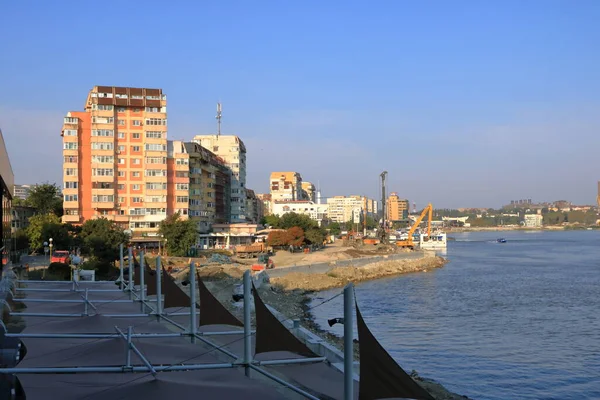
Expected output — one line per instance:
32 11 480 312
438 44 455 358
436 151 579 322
91 201 116 209
62 214 80 223
91 175 114 183
64 117 79 125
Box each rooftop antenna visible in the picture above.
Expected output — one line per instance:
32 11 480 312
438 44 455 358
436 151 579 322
216 102 222 136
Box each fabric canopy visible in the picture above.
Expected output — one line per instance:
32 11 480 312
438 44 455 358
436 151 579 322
162 268 192 309
356 303 434 400
197 273 243 327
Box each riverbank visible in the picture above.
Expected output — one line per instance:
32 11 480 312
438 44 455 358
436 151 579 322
196 255 468 399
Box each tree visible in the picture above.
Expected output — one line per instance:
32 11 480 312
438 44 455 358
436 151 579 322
279 212 318 231
305 227 325 244
25 213 62 251
159 212 197 257
79 218 128 273
261 214 281 227
13 230 30 251
267 230 288 247
41 222 72 250
286 227 305 246
27 183 63 217
327 222 341 236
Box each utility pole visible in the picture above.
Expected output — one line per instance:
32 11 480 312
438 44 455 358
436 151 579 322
363 195 368 237
380 171 388 243
216 102 222 136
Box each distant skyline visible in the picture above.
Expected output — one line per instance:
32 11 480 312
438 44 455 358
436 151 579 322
1 1 599 209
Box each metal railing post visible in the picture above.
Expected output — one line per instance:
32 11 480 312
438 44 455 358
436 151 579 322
189 262 197 343
128 247 134 300
84 288 89 316
343 283 354 400
243 270 252 377
119 244 124 291
155 256 162 318
139 251 145 313
125 326 132 368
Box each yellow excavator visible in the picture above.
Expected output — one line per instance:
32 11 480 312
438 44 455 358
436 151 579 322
396 203 433 249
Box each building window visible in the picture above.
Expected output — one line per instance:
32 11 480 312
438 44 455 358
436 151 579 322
213 146 219 151
145 169 166 177
132 133 140 139
131 171 140 177
132 120 142 126
176 183 189 190
132 158 141 165
64 194 78 201
132 197 142 203
118 145 125 152
175 171 188 178
92 195 114 202
92 168 114 176
91 155 114 163
118 197 125 203
64 181 78 189
92 117 114 124
145 107 159 112
91 142 114 150
91 129 114 137
132 184 140 190
132 146 141 152
118 171 125 177
145 157 166 164
176 158 189 165
65 168 78 176
117 107 126 113
176 196 188 203
118 119 125 126
145 131 163 139
92 104 114 111
145 143 166 151
118 158 125 165
118 184 125 190
64 142 78 150
146 183 167 190
63 129 77 136
64 155 78 163
118 132 125 139
145 118 167 126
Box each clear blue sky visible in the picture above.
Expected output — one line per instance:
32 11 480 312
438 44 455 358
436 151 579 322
1 0 599 208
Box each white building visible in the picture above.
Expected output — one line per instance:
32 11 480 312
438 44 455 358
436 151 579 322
523 214 543 228
326 195 377 223
272 200 328 225
192 135 247 223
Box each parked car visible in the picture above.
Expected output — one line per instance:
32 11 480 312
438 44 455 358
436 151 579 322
51 250 71 264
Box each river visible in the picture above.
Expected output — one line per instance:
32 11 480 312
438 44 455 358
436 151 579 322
309 230 600 399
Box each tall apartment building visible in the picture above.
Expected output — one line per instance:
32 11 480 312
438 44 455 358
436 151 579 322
184 142 231 233
245 189 263 223
301 181 316 202
387 193 409 221
13 184 36 200
326 195 378 223
61 86 169 236
0 129 14 266
192 135 246 223
256 193 272 216
270 172 303 201
167 141 190 219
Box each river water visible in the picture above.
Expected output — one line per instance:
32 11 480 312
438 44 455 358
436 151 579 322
309 230 600 399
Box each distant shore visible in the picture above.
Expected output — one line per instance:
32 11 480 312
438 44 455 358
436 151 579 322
446 225 597 233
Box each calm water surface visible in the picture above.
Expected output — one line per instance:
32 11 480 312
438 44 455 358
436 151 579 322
310 230 600 399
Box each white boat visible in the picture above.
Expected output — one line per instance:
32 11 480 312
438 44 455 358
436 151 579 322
418 231 447 250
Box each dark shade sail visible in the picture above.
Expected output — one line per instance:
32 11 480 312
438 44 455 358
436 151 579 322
197 272 243 327
144 263 157 296
161 268 192 309
252 283 316 357
356 303 434 400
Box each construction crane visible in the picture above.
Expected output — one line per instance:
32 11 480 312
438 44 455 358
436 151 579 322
379 171 388 243
396 203 433 249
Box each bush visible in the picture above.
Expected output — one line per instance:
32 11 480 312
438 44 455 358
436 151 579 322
80 258 117 278
48 262 72 280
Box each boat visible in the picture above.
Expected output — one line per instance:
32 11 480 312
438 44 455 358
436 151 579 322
497 238 507 243
418 231 447 250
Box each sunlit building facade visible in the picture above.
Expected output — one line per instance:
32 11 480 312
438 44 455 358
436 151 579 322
0 129 14 266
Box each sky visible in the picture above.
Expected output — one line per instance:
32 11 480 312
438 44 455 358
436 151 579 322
1 0 599 209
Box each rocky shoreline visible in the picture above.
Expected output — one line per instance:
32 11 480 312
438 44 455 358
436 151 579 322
198 255 470 399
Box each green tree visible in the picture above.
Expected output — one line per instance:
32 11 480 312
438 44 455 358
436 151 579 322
79 218 128 271
327 222 341 236
261 214 281 227
305 227 325 244
159 212 197 256
41 222 72 250
279 212 318 231
13 229 30 251
27 183 64 217
25 213 62 251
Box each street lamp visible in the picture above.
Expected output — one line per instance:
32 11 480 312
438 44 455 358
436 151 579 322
48 238 53 266
43 241 49 265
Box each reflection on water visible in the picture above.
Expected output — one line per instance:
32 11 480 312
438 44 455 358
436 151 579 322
310 230 600 399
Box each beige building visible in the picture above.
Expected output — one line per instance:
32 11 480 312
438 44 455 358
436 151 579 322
270 172 303 201
192 135 247 223
387 193 409 221
61 86 169 237
256 193 272 215
301 181 316 202
272 200 328 225
523 214 543 228
184 142 231 233
326 195 378 223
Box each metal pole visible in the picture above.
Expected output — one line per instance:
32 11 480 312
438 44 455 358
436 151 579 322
119 244 124 291
189 262 197 343
128 247 134 300
84 288 89 316
243 270 252 377
155 256 162 318
139 251 145 304
125 326 132 368
343 283 354 400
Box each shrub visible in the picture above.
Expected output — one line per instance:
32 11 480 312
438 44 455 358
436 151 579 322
48 262 72 280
